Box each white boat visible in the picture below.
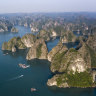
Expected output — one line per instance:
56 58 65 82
19 63 30 69
19 75 24 78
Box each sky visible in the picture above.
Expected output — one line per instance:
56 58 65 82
0 0 96 13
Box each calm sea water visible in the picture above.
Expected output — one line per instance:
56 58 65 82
0 26 96 96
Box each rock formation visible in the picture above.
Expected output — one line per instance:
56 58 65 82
12 46 16 52
2 37 26 51
21 34 36 48
87 35 96 51
26 38 48 60
61 31 76 43
50 47 88 73
48 42 68 62
47 41 95 88
11 27 18 32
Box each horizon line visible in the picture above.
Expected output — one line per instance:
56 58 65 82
0 11 96 15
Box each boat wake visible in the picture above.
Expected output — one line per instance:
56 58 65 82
8 75 24 81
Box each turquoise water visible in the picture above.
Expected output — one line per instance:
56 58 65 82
0 26 96 96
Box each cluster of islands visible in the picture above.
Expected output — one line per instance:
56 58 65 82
1 12 96 88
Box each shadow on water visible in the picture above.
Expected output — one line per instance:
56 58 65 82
27 59 51 65
63 41 80 49
47 86 95 96
27 59 51 70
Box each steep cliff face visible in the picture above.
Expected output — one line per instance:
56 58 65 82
78 43 91 68
61 31 76 43
21 34 36 48
26 38 48 60
61 36 68 43
47 74 69 88
77 36 96 68
37 30 51 41
87 35 96 51
52 31 57 37
85 35 96 68
12 46 16 52
51 48 87 73
48 42 68 62
2 37 26 52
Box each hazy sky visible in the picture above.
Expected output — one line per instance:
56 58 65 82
0 0 96 13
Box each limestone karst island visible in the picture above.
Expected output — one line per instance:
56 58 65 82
0 0 96 96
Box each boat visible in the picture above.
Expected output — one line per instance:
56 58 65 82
31 88 36 92
20 75 24 77
19 63 30 69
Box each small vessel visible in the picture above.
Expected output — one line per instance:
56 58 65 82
19 75 24 77
19 63 30 69
31 88 36 92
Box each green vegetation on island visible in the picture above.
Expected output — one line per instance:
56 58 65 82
36 44 43 58
56 72 93 88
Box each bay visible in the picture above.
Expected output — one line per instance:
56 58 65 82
0 26 95 96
